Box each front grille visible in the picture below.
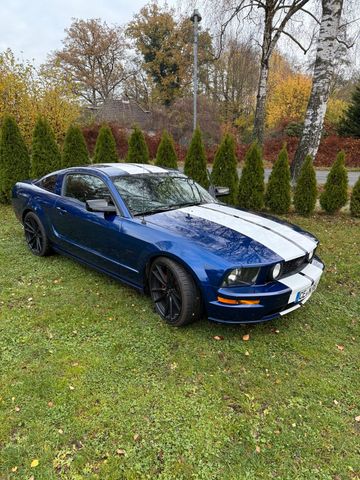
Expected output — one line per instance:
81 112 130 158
281 255 308 278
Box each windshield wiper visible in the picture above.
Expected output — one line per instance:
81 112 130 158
134 201 203 217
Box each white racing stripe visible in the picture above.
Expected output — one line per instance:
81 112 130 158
180 205 304 261
279 262 323 303
203 203 317 253
100 163 168 175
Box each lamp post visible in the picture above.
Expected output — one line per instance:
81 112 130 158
190 9 202 131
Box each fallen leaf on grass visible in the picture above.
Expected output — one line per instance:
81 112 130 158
245 351 250 356
242 334 250 341
133 433 141 442
336 344 344 351
116 449 126 456
11 466 18 472
30 459 39 468
355 415 360 422
213 335 224 341
69 385 75 391
255 446 261 453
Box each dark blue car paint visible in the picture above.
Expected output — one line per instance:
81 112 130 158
12 166 324 324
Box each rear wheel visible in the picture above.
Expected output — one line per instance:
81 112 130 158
23 212 52 256
149 257 202 327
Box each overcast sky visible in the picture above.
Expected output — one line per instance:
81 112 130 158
0 0 175 64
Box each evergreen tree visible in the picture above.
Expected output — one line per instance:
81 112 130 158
126 125 150 164
155 130 178 168
0 115 30 203
238 142 264 210
93 125 118 164
293 155 317 215
210 133 238 204
184 127 209 189
320 150 348 214
31 117 61 178
338 83 360 138
62 125 89 168
265 144 291 214
350 177 360 217
350 176 360 217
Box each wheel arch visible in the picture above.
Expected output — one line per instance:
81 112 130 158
143 252 206 301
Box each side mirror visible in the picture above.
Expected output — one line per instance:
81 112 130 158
86 199 117 213
209 186 230 198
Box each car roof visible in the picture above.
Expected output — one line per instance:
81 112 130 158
90 163 175 177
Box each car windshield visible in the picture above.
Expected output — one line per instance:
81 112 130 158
113 173 214 216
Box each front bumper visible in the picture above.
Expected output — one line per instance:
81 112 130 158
206 257 324 324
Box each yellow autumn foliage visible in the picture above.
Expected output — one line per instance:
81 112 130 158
267 73 312 128
0 49 80 146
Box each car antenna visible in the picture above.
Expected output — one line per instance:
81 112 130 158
141 171 146 225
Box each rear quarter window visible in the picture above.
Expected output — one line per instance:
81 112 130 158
37 174 58 193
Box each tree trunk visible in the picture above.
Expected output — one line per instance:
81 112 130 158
291 0 343 180
253 59 269 145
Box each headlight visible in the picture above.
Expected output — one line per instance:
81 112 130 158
271 263 282 280
222 267 260 287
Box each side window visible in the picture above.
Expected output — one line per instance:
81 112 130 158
63 174 113 204
38 174 58 193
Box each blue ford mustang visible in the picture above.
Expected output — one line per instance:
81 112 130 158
12 163 324 327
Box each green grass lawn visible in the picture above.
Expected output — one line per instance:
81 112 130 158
0 205 359 480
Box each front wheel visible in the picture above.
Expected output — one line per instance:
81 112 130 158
23 211 52 256
149 257 202 327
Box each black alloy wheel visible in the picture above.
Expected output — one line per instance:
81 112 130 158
149 257 202 327
23 212 51 256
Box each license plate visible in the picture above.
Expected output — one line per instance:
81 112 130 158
296 282 318 303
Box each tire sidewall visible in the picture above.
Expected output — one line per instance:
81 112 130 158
24 211 50 256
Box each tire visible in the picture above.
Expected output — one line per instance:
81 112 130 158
149 257 202 327
23 211 52 256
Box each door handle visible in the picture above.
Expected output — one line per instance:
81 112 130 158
56 206 68 215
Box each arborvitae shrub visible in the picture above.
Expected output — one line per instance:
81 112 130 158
350 176 360 217
338 83 360 138
0 115 30 202
62 125 89 168
293 155 317 215
265 144 291 214
155 130 178 168
184 127 209 189
238 142 264 210
93 125 118 164
320 151 348 214
31 117 61 178
210 133 238 204
126 125 149 164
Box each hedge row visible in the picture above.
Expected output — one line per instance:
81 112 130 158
0 116 359 218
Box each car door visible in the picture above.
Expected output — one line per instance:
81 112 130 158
52 172 137 282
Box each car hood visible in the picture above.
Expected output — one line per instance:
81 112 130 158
146 203 318 265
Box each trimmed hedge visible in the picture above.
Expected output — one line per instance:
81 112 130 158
320 150 348 214
350 176 360 217
62 125 89 168
211 133 238 204
238 142 264 210
155 130 177 168
94 125 118 164
184 128 209 189
265 144 291 214
126 126 150 164
31 117 61 178
0 115 30 203
294 155 317 216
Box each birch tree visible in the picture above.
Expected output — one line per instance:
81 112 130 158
208 0 315 144
291 0 344 179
